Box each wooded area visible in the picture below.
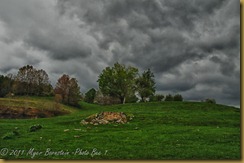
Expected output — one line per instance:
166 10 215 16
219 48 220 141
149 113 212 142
0 63 184 106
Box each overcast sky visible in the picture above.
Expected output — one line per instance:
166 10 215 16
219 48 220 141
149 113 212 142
0 0 240 107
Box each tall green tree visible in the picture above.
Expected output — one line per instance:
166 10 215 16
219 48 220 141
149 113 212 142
54 74 81 106
97 62 138 104
136 69 156 102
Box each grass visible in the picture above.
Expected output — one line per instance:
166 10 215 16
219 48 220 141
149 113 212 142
0 96 78 113
0 96 78 118
0 97 240 160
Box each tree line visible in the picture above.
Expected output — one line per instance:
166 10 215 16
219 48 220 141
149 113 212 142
86 62 183 104
0 65 81 106
0 65 52 97
0 63 184 106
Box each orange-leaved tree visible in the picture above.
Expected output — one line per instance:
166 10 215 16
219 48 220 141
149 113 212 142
54 74 81 106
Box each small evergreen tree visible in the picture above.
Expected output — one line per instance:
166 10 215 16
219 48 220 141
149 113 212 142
84 88 96 103
136 69 156 102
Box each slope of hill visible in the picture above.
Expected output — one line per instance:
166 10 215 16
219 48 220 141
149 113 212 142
0 97 77 118
0 97 240 159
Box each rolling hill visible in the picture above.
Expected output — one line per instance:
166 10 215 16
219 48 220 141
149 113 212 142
0 96 240 159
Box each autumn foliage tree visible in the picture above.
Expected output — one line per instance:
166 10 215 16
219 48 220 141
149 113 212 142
13 65 34 95
35 69 51 96
54 74 81 106
13 65 52 96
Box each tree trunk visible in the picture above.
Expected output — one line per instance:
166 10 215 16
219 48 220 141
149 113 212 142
120 96 126 104
141 96 145 102
123 97 126 104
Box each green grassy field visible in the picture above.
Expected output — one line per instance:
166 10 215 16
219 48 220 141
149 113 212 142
0 97 240 160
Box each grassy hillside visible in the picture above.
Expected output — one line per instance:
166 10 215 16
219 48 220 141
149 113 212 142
0 96 78 119
0 97 240 160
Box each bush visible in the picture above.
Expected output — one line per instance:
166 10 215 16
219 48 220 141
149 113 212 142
94 95 120 105
150 94 164 102
94 90 121 105
165 94 173 101
2 132 16 140
126 95 139 103
55 94 62 103
205 98 216 104
173 94 183 101
102 96 121 105
29 124 42 132
2 129 19 140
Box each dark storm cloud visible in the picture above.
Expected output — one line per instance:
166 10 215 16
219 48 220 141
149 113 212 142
0 0 240 107
60 0 239 75
0 0 95 61
25 28 92 60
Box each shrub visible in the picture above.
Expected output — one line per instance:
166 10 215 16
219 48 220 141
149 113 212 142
165 94 173 101
173 94 183 101
29 124 42 132
150 94 164 102
2 130 19 140
126 94 139 103
102 96 121 105
205 98 216 104
55 94 62 103
5 92 14 98
94 90 121 105
2 132 16 140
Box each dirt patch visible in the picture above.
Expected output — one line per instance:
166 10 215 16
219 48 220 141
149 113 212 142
81 112 133 125
0 105 69 119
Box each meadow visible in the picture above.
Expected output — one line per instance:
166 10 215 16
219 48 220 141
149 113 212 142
0 97 240 160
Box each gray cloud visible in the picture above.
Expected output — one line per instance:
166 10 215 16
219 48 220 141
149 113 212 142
0 0 240 107
25 28 92 60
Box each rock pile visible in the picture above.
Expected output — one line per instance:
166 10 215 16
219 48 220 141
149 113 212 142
81 112 131 125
